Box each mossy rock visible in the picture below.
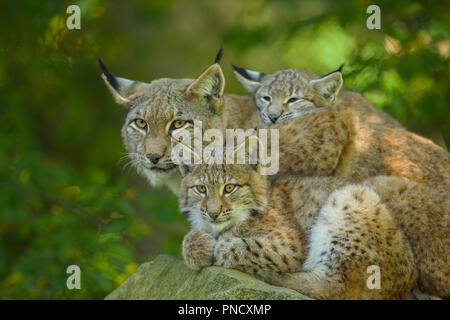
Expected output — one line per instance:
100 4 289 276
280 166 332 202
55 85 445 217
105 255 310 300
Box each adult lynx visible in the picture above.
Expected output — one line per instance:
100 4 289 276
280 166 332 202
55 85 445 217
99 53 262 194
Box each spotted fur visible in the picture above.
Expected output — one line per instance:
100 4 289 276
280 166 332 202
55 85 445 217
180 159 449 299
100 60 263 195
233 66 450 191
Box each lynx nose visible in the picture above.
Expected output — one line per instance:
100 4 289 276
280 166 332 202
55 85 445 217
208 211 220 220
268 113 280 123
146 153 162 164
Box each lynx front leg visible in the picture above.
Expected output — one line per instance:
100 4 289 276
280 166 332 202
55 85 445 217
213 235 303 278
182 229 216 271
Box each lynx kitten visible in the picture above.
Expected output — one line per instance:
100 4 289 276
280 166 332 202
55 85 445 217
180 139 449 299
232 65 450 188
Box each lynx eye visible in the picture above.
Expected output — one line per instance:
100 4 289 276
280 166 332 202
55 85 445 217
262 96 271 102
134 119 148 130
171 120 186 130
287 97 299 104
224 184 238 194
195 185 207 194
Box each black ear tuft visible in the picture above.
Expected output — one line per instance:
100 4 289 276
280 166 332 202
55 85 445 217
231 64 265 81
231 64 251 80
98 57 119 90
320 63 345 78
321 62 345 78
214 47 224 64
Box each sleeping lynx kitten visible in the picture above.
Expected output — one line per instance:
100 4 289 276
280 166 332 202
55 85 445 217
180 144 449 299
99 52 262 195
232 64 398 126
232 65 450 188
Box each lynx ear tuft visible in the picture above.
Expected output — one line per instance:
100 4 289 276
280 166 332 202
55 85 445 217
99 57 150 108
231 64 265 93
231 64 265 82
321 63 345 78
98 57 119 90
214 47 224 64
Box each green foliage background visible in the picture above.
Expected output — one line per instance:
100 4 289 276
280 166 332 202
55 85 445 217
0 0 448 299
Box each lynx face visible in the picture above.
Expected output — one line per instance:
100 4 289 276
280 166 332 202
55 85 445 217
179 162 268 236
232 65 343 125
99 59 225 192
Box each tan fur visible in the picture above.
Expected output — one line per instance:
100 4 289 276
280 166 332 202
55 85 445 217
269 175 449 299
180 159 449 299
102 60 449 299
272 93 450 189
233 67 450 189
221 94 262 129
233 67 399 126
101 62 264 195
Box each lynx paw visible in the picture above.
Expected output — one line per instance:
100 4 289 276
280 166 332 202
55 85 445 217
182 230 216 271
214 237 246 268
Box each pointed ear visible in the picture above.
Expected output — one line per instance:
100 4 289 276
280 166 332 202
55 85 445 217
231 64 265 93
98 58 149 109
309 70 343 104
186 64 225 104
